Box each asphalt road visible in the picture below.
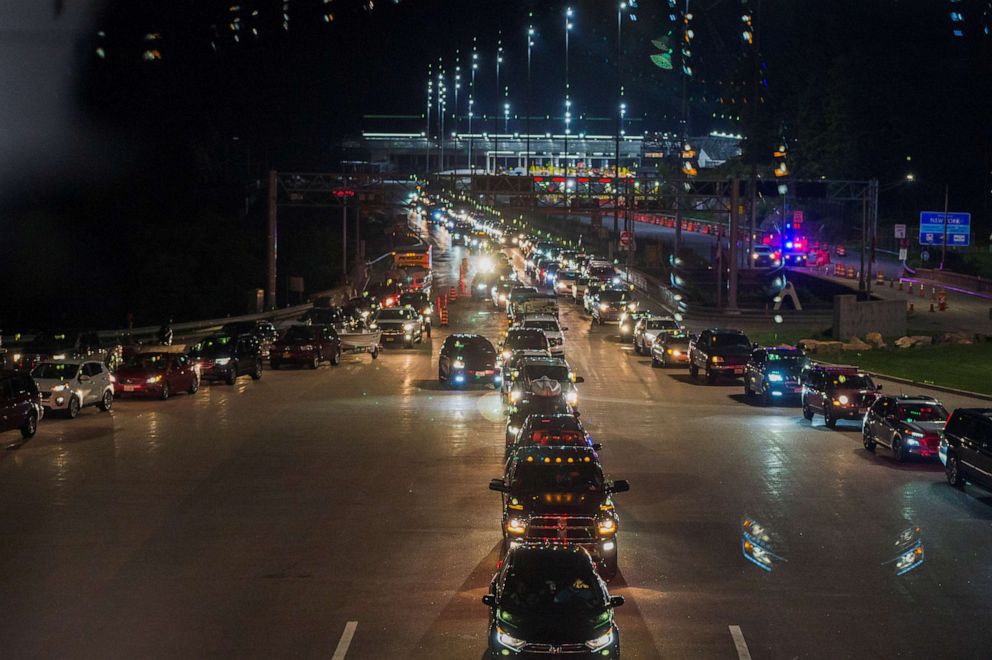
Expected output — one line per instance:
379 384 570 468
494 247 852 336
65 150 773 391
2 220 992 660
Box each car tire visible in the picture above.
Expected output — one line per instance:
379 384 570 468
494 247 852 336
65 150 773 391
225 366 237 385
331 349 342 366
310 355 320 370
706 369 717 385
188 376 200 395
946 454 965 489
802 403 814 421
371 346 379 359
21 412 38 439
599 551 619 582
270 360 281 370
824 412 837 428
863 427 876 452
160 381 171 401
688 363 699 378
438 365 446 382
761 387 772 407
99 389 113 411
651 357 661 368
744 380 754 397
251 360 263 380
66 395 80 419
892 435 906 463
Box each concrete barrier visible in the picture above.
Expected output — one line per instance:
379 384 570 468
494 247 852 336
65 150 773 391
833 294 906 340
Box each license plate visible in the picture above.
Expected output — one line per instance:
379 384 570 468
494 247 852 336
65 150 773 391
282 352 292 358
792 386 803 393
121 385 136 392
733 367 744 374
384 337 396 342
858 408 868 414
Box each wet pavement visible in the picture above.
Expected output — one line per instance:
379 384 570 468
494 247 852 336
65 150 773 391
2 221 992 659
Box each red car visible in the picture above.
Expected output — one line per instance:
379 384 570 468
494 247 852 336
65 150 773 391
0 370 43 439
270 325 342 370
114 352 200 400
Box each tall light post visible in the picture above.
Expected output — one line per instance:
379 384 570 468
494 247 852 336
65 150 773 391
453 53 461 150
614 1 627 234
426 63 433 173
526 21 534 176
495 36 503 174
437 63 446 174
469 42 478 176
563 7 573 176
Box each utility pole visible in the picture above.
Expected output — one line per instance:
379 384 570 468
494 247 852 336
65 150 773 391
266 169 278 310
859 189 867 292
342 199 348 278
747 0 762 268
615 2 625 236
495 36 502 175
866 179 879 295
526 21 534 177
470 41 478 177
940 183 950 270
426 63 433 173
728 176 740 310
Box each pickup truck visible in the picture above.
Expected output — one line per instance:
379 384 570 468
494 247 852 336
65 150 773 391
687 328 753 384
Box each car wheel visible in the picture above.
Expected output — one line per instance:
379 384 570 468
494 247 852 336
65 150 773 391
252 360 263 380
802 403 814 420
66 395 80 419
892 435 906 462
744 380 754 397
862 427 876 452
225 366 237 385
599 551 619 582
21 412 38 439
99 389 114 411
438 365 446 382
706 369 717 385
331 349 342 366
761 387 772 407
370 346 379 359
651 357 661 368
311 355 320 370
688 363 699 378
160 381 171 401
188 376 200 394
946 454 965 489
824 412 837 428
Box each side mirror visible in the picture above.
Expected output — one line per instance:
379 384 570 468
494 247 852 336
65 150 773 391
609 479 630 494
561 327 569 331
489 478 507 493
609 595 625 608
752 342 760 349
574 376 585 383
591 443 603 451
482 594 496 607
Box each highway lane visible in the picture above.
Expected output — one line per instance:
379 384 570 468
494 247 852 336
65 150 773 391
2 222 992 659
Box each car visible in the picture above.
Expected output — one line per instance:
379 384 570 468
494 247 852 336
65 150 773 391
399 292 434 336
542 262 561 287
743 346 810 405
555 270 580 297
372 307 425 348
505 359 583 409
472 272 499 300
499 328 552 364
687 328 753 384
571 275 591 302
651 331 691 367
10 331 111 372
504 380 578 446
750 245 781 268
941 409 992 490
517 315 566 357
188 334 263 384
489 445 630 580
481 544 624 658
801 365 880 427
491 280 516 308
438 334 500 388
591 289 637 325
863 395 948 461
506 286 539 317
114 352 200 399
270 325 342 369
221 320 280 358
585 260 617 283
31 359 114 418
631 315 681 352
506 413 599 458
0 370 43 439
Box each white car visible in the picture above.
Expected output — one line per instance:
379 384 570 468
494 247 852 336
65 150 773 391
633 316 683 355
518 314 566 356
31 359 114 418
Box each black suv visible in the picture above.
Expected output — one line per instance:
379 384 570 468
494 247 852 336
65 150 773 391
490 446 629 580
942 409 992 490
482 545 623 658
743 346 809 405
221 320 279 358
438 334 500 389
188 334 263 384
801 365 880 428
0 370 43 440
863 395 948 461
12 331 108 371
687 328 752 384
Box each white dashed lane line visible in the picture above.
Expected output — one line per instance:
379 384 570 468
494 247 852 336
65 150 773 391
331 621 357 660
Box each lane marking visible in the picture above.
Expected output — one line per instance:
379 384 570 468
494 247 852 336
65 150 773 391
331 621 357 660
729 625 752 660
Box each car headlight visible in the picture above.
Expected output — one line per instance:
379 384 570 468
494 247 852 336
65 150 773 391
585 629 615 652
52 384 68 393
214 357 231 366
146 375 163 384
477 283 487 291
499 294 507 302
12 353 21 362
509 390 522 402
53 354 67 361
403 323 415 331
566 390 578 405
620 324 630 333
767 373 784 382
597 518 616 535
496 626 528 651
837 395 850 405
452 359 466 369
502 350 512 360
299 345 314 351
506 425 519 437
711 356 724 364
599 303 609 311
506 518 527 535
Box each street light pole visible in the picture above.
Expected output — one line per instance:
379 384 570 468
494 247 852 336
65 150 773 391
615 2 626 236
495 36 502 175
564 7 573 177
426 63 433 173
470 41 478 177
940 183 950 270
527 21 534 176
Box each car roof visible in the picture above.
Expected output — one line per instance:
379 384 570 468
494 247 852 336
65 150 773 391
705 327 747 334
513 445 598 460
518 356 569 367
953 408 992 418
523 413 583 429
521 315 559 323
505 544 595 572
891 396 941 404
35 358 87 366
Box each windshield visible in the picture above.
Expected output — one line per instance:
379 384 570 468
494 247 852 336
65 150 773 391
399 294 425 307
453 338 496 357
896 403 948 423
512 462 605 493
284 326 313 341
31 363 79 380
523 321 560 332
827 374 875 389
122 355 167 370
645 320 678 330
589 266 614 277
523 365 570 381
190 336 232 356
507 332 549 350
502 564 606 618
767 350 804 362
597 290 628 303
375 309 413 321
710 333 750 348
